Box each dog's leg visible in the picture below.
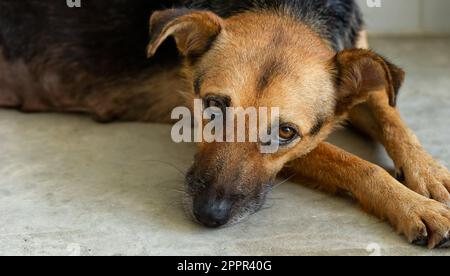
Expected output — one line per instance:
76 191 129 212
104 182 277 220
284 142 450 248
348 92 450 204
347 30 450 204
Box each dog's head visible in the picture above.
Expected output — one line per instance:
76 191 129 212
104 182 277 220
148 9 405 227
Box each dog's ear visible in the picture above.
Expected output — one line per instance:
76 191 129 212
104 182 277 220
332 49 405 115
147 9 224 61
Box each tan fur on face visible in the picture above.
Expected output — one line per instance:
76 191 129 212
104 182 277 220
188 12 339 163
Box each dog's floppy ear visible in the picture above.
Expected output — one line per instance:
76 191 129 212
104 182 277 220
332 49 405 115
147 9 224 61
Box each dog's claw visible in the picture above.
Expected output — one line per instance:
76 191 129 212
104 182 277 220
400 155 450 206
399 197 450 249
411 226 428 246
436 232 450 248
437 238 450 248
412 236 428 246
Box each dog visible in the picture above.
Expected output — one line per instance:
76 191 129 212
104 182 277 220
0 0 449 249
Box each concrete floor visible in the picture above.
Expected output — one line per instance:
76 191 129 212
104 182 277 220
0 37 449 256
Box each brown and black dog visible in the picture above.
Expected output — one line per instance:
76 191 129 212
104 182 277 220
0 0 449 249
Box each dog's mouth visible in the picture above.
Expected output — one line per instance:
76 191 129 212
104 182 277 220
182 178 273 228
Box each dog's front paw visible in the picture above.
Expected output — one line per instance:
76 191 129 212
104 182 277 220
397 198 450 249
397 152 450 205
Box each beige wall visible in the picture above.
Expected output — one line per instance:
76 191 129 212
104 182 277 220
356 0 450 34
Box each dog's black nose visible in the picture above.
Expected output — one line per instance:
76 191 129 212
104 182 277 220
193 197 232 228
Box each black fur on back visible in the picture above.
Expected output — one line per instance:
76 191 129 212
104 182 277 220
0 0 181 75
184 0 363 51
0 0 362 75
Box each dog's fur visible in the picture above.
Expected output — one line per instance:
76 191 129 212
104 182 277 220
1 0 449 248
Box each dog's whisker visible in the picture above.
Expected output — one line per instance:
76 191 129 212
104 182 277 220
153 180 185 191
273 174 296 189
260 205 274 211
141 159 187 177
267 197 284 201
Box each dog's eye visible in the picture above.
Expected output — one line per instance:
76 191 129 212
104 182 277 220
206 99 222 109
204 96 230 120
278 124 299 145
204 96 228 110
